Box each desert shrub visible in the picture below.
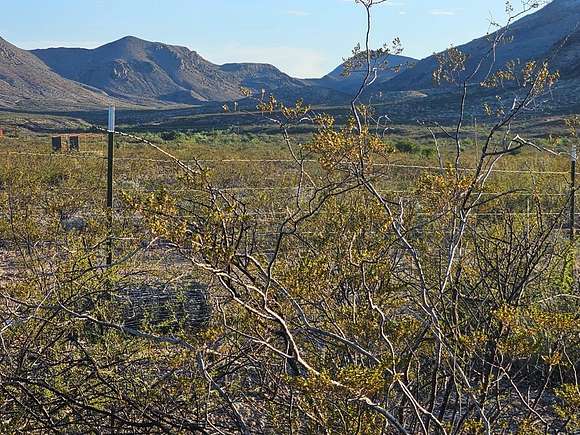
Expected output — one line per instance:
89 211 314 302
394 138 419 153
188 132 210 144
160 131 183 141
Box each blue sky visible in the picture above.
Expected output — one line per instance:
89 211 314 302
5 0 537 78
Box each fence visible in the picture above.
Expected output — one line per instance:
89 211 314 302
0 125 577 265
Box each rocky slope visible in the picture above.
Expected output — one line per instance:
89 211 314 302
0 37 115 111
551 27 580 79
33 36 242 104
32 36 347 105
383 0 580 91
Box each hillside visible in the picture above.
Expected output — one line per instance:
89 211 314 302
383 0 580 91
32 37 348 106
0 37 115 111
33 37 241 104
551 27 580 78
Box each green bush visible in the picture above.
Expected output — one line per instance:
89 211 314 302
160 131 183 141
394 139 419 153
395 139 435 157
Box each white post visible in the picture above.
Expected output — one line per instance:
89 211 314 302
108 106 116 133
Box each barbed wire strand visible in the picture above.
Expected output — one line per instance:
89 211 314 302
0 151 569 176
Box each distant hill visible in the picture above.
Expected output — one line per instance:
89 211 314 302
219 62 304 91
0 37 115 111
383 0 580 91
33 37 243 104
306 54 416 95
218 62 353 105
32 37 348 106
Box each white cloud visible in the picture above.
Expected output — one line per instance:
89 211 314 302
15 40 105 49
284 10 310 17
429 9 457 16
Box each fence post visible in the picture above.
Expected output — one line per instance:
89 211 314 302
474 116 478 168
52 136 62 152
106 106 115 268
571 142 577 243
69 135 80 152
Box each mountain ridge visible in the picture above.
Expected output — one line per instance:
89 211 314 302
32 36 353 106
33 36 241 104
31 36 414 107
305 53 416 94
382 0 580 91
0 36 117 111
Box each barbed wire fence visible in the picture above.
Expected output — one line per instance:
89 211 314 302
0 117 577 356
1 121 577 267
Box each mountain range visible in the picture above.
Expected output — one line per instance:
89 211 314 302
32 37 308 105
0 0 579 115
382 0 580 91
